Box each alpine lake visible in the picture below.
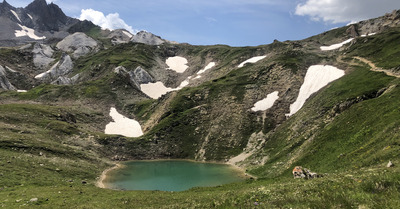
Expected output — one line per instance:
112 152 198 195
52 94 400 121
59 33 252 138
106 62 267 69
102 160 246 191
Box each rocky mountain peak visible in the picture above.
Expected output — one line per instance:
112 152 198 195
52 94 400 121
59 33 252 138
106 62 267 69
25 0 70 31
0 0 14 12
131 31 166 45
0 0 12 7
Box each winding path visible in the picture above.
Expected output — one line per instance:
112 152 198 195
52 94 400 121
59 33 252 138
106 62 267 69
353 56 400 78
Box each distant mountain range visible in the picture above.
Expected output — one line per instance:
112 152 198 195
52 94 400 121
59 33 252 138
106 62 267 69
0 0 172 46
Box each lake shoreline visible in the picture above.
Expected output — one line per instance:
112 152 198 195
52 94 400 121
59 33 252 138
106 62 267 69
97 159 255 190
97 163 124 189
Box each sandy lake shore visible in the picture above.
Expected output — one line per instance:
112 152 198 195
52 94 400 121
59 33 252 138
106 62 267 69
97 163 123 189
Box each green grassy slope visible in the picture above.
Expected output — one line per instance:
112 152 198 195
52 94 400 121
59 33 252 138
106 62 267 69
0 104 110 189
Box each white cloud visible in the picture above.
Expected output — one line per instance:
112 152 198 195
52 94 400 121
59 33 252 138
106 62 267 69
295 0 400 24
79 9 136 33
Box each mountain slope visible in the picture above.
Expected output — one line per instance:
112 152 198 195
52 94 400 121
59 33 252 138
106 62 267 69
0 4 400 208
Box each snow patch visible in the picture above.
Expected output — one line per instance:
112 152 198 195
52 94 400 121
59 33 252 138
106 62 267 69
238 56 266 68
197 62 215 75
105 107 143 137
27 14 33 20
251 91 279 112
15 24 46 40
178 80 189 89
122 30 133 38
34 69 51 79
5 66 17 73
286 65 345 117
140 79 191 99
361 33 376 37
320 38 353 51
10 10 21 23
166 56 189 73
140 81 175 99
194 62 216 80
141 61 216 99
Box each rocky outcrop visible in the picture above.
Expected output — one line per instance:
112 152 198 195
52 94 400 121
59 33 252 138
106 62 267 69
114 66 154 89
131 31 166 45
346 25 359 37
32 43 55 69
56 32 99 58
355 10 400 36
108 29 133 45
292 166 322 179
0 65 16 90
51 74 79 85
35 53 73 81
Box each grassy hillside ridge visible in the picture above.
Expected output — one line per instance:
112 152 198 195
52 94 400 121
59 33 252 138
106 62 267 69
0 103 111 190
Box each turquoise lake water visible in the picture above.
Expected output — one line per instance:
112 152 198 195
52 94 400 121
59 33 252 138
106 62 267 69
104 160 245 191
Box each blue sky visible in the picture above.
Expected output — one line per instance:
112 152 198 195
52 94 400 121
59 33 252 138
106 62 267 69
8 0 400 46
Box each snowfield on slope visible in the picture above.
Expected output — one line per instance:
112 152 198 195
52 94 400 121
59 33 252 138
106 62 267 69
251 91 279 112
166 56 189 73
105 107 143 137
10 10 22 23
286 65 345 117
238 56 266 68
15 24 46 40
141 62 216 99
140 81 174 99
194 62 216 79
361 33 377 37
320 38 353 51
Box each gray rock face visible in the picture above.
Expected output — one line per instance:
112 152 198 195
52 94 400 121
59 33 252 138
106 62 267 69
32 43 55 69
0 0 78 46
132 66 154 84
25 0 75 32
356 10 400 36
0 65 16 90
108 29 133 45
131 31 166 45
35 53 73 81
346 24 359 37
56 32 99 58
114 66 153 89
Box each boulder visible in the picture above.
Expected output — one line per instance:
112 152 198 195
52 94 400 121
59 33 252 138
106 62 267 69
292 166 322 179
387 160 394 168
56 32 99 58
114 66 153 89
131 66 154 84
32 43 55 69
35 53 73 81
